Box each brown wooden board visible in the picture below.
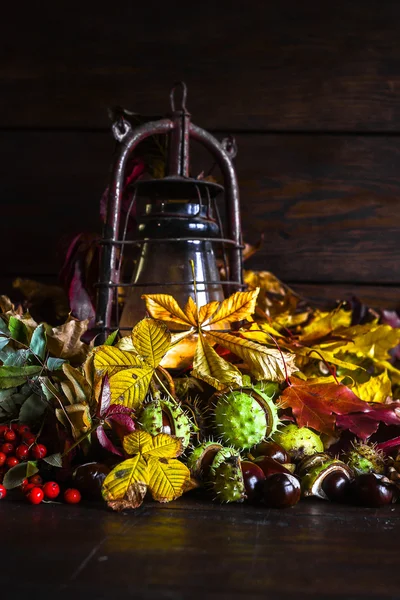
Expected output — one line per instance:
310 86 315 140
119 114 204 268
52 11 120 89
2 2 400 131
1 497 400 599
1 131 399 291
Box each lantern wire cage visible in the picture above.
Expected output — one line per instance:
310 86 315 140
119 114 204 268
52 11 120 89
95 82 245 342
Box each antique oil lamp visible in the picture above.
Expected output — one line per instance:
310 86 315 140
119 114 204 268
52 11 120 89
95 83 244 342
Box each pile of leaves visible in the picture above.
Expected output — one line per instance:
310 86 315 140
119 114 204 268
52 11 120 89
0 272 399 510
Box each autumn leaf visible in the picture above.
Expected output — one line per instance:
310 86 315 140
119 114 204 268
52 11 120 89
192 332 243 390
45 316 91 365
55 403 92 441
143 289 296 386
94 319 171 409
351 371 392 404
204 290 258 327
61 363 92 406
140 295 192 329
102 431 191 511
94 345 145 378
205 330 296 382
243 270 303 318
336 401 400 441
299 307 352 344
331 324 400 361
131 318 171 368
280 377 369 435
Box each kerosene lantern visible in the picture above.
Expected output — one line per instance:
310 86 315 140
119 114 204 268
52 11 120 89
95 83 243 342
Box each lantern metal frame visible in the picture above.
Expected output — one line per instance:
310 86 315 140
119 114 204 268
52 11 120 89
95 83 244 341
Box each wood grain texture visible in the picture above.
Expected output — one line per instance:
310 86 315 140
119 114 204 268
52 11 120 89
1 497 400 599
1 131 399 288
291 283 400 311
2 1 400 131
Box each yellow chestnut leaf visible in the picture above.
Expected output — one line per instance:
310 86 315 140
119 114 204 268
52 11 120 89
102 431 190 511
206 289 259 327
94 346 144 378
141 294 193 329
351 371 392 404
205 330 297 382
123 430 183 458
191 332 243 390
130 318 171 369
109 365 153 409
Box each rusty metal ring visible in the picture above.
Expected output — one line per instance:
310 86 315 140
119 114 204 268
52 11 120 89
112 117 132 142
221 135 238 159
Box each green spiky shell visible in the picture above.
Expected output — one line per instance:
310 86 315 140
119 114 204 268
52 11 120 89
213 387 280 450
139 398 192 450
187 441 223 479
272 424 324 461
210 447 241 477
213 456 246 503
345 443 385 475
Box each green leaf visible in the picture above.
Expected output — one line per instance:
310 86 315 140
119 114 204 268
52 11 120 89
0 365 42 389
3 349 31 367
3 463 29 489
0 337 9 352
26 461 39 478
0 346 16 362
46 357 66 371
40 377 59 401
0 318 9 335
30 324 47 361
104 330 119 346
19 393 48 426
8 316 29 345
43 453 62 468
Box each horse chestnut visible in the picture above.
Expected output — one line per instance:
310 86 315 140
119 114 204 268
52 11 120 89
240 461 266 503
350 473 394 507
263 473 301 508
321 470 351 503
252 441 290 464
73 462 110 500
254 456 292 478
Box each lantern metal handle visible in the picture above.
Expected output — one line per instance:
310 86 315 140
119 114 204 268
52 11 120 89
95 84 243 339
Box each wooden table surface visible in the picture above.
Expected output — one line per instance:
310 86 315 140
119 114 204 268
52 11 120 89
2 495 399 600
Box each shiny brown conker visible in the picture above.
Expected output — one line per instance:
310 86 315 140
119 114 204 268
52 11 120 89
350 473 394 507
263 473 301 508
252 441 290 464
254 456 292 478
240 461 266 504
321 471 351 503
73 462 111 500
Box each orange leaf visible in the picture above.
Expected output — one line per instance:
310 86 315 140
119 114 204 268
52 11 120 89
280 377 368 435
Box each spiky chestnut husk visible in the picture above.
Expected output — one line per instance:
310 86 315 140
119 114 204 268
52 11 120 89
210 447 242 478
213 455 246 503
212 386 281 451
186 441 223 480
272 424 324 462
344 442 385 475
139 398 192 450
180 396 209 444
296 452 332 478
301 459 353 500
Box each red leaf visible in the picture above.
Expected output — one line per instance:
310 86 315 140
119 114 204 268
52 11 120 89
98 375 111 417
96 425 123 456
281 377 368 435
335 414 380 441
336 401 400 442
68 262 96 325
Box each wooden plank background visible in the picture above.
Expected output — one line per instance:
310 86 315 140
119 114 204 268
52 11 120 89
1 1 400 309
